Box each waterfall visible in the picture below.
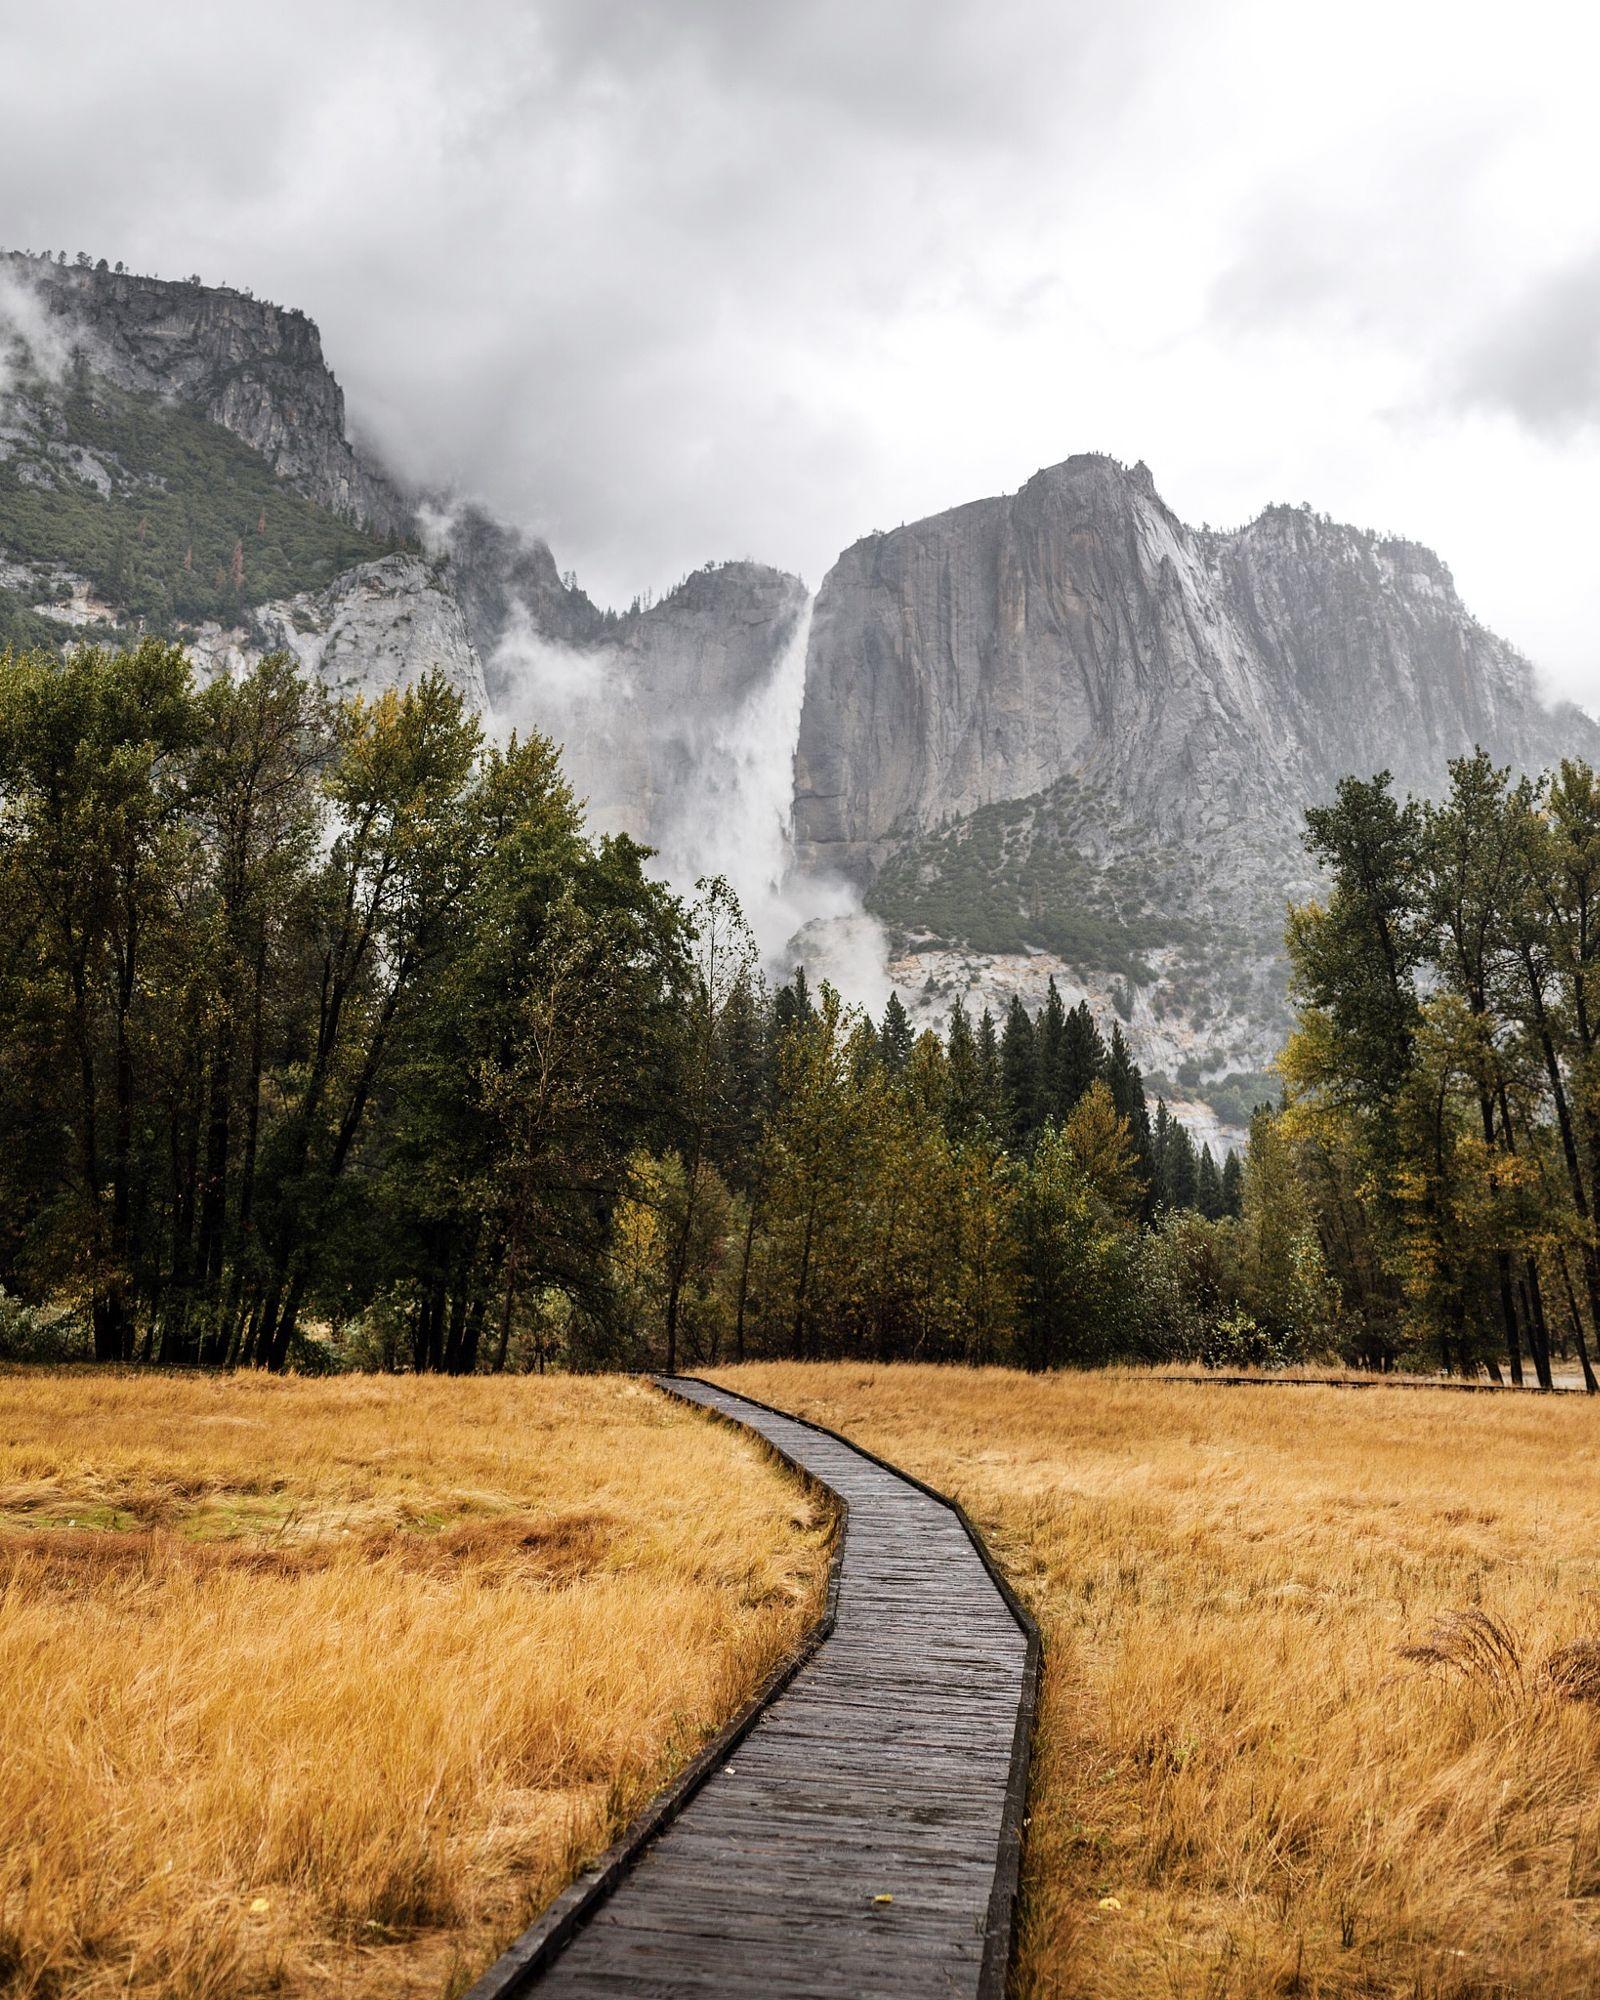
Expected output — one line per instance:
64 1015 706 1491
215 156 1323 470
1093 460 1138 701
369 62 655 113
655 594 814 961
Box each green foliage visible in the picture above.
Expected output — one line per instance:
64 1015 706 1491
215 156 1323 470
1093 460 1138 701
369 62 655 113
864 776 1198 976
0 587 94 652
0 643 685 1371
0 373 398 631
1284 751 1600 1386
0 636 1318 1379
0 1287 90 1362
1198 1071 1279 1128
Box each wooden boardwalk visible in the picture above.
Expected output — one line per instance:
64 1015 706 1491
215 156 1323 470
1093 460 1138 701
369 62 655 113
501 1376 1036 1999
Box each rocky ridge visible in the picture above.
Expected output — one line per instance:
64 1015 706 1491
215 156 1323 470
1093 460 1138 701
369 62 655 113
3 252 413 537
5 260 1592 1117
183 554 488 712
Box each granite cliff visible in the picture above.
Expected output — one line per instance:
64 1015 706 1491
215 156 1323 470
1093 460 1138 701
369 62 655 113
184 553 488 711
0 255 806 850
793 455 1597 1106
795 455 1585 877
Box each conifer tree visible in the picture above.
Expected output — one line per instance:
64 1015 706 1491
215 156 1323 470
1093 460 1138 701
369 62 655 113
1151 1098 1172 1194
772 966 814 1046
1103 1020 1153 1200
1161 1118 1199 1210
1220 1149 1244 1217
975 1008 1004 1128
1195 1143 1224 1219
943 998 982 1139
1037 977 1067 1117
1057 1000 1104 1115
879 991 914 1074
1000 996 1039 1148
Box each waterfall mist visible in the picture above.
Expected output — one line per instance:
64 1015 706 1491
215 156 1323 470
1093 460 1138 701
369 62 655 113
483 583 893 1009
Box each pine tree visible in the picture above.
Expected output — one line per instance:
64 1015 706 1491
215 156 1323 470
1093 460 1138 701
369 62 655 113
1057 1000 1104 1115
1037 978 1067 1118
1103 1021 1153 1199
1162 1119 1199 1210
1220 1149 1244 1217
717 970 768 1182
772 966 814 1044
1000 997 1039 1149
1195 1143 1223 1218
944 999 982 1139
879 992 914 1074
1151 1098 1172 1194
976 1009 1003 1128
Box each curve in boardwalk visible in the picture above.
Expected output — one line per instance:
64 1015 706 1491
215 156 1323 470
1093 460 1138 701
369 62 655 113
468 1376 1038 2000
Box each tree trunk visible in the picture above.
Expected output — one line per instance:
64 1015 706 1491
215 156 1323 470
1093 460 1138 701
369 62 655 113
789 1192 820 1362
494 1251 518 1373
732 1176 763 1364
1522 1260 1554 1390
1556 1249 1600 1393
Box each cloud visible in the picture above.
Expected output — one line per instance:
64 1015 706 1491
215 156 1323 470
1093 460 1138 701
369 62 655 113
0 261 76 398
1445 253 1600 437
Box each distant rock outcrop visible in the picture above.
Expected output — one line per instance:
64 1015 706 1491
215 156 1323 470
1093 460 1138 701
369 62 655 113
2 252 412 536
8 257 1594 1109
183 553 488 712
795 454 1590 880
433 502 609 680
539 560 809 842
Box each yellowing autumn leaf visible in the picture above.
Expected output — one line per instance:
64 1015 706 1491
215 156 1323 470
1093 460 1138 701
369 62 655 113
1097 1896 1122 1911
871 1893 893 1905
249 1897 270 1915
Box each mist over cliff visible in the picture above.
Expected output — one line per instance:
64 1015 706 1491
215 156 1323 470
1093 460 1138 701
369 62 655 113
1 251 1586 1129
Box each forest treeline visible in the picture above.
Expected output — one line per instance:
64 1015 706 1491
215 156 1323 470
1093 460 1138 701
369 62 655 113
7 644 1592 1381
0 640 1308 1375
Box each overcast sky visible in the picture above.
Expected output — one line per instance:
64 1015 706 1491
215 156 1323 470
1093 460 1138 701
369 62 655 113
4 0 1600 702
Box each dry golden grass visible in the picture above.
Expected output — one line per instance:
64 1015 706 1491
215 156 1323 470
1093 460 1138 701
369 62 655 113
0 1370 831 2000
715 1363 1600 2000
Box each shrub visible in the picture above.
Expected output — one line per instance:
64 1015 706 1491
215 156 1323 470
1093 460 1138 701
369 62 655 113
0 1290 92 1363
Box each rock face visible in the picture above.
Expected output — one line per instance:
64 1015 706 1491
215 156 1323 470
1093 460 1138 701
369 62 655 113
794 454 1590 881
1206 503 1574 797
2 252 411 535
9 255 1592 1107
793 454 1600 1090
434 503 608 682
183 555 488 712
531 560 809 843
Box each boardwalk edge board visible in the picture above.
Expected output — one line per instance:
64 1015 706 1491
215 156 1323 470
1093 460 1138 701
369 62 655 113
459 1390 848 2000
1153 1372 1581 1395
665 1375 1044 2000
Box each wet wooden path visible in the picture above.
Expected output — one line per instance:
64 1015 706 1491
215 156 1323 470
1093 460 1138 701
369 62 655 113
499 1376 1036 1999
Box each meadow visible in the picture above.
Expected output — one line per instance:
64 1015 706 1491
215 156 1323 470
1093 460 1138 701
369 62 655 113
0 1371 831 2000
717 1364 1600 2000
9 1363 1600 2000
